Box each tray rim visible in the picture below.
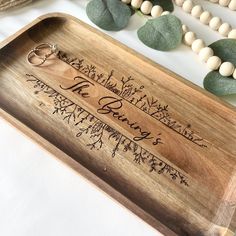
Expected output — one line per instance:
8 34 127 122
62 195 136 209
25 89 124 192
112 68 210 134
0 12 235 235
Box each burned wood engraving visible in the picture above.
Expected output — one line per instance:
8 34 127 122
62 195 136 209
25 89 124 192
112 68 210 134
25 73 189 186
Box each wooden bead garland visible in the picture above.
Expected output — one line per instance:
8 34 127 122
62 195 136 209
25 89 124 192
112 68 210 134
209 17 222 31
174 0 236 39
219 0 231 7
206 56 222 70
191 39 205 53
233 68 236 78
229 0 236 10
183 31 196 45
219 62 235 76
208 0 236 10
151 5 163 17
191 5 203 18
131 0 143 9
121 0 132 3
199 47 214 62
200 11 212 24
182 24 189 34
182 0 194 12
140 1 153 14
121 0 236 79
228 29 236 38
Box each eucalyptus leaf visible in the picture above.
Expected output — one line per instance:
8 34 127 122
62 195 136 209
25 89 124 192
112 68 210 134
204 71 236 96
137 15 182 51
203 39 236 96
129 5 135 15
152 0 174 12
209 39 236 64
86 0 132 31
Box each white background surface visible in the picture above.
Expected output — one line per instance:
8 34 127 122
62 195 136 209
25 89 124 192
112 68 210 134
0 1 235 236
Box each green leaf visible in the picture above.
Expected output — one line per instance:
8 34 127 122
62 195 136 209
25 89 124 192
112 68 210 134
137 15 182 51
152 0 174 12
204 71 236 96
129 5 136 15
203 39 236 96
86 0 132 31
209 39 236 64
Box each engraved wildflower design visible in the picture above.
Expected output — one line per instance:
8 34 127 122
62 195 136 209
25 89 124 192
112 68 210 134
25 74 189 186
57 51 207 148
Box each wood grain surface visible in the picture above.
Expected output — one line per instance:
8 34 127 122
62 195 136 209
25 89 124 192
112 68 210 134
0 13 235 236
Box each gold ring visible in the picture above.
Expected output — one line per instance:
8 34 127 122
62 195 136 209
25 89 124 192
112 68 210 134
27 43 58 66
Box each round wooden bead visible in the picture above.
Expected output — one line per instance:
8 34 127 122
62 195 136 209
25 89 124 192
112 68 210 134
140 1 153 14
206 56 222 70
199 47 214 62
121 0 132 3
182 25 189 34
200 11 212 25
183 32 196 46
209 17 222 30
191 5 203 18
175 0 185 7
218 23 232 36
228 29 236 39
229 0 236 10
233 69 236 79
182 0 194 13
161 11 170 15
219 0 231 6
151 5 163 17
131 0 143 9
219 62 235 77
191 39 205 53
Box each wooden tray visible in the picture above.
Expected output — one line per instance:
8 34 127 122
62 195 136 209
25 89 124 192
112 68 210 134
0 13 236 236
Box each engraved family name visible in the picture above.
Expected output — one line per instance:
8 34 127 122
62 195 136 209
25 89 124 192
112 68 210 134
60 76 162 145
60 76 95 98
57 51 207 148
